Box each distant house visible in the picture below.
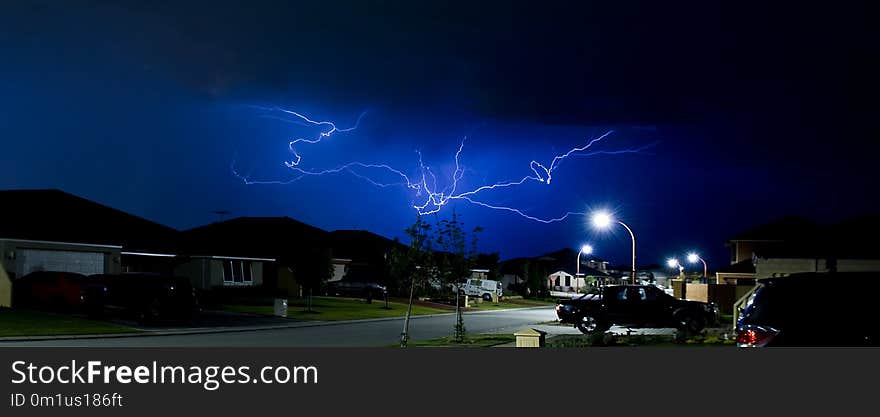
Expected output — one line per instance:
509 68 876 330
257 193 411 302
720 216 880 282
0 189 416 298
328 258 352 282
180 217 329 294
715 260 756 285
0 189 179 279
548 270 576 291
327 229 404 285
499 248 614 293
547 266 610 293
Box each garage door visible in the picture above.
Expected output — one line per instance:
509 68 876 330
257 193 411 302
20 249 106 276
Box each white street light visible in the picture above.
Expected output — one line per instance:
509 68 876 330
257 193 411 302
687 252 708 281
591 211 613 229
576 244 594 275
576 244 594 293
668 257 685 278
668 257 686 299
591 210 637 284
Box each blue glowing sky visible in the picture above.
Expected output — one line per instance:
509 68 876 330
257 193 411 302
1 1 877 268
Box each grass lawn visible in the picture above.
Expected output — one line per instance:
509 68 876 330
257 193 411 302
223 296 449 321
404 333 515 348
0 309 139 337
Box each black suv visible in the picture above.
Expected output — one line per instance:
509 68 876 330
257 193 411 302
323 280 387 299
91 273 199 324
556 284 718 334
736 272 880 347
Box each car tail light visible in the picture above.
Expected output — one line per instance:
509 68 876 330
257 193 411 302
736 326 779 347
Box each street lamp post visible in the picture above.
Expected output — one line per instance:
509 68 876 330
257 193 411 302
576 244 593 293
667 258 686 299
687 253 708 283
591 211 637 285
576 244 593 276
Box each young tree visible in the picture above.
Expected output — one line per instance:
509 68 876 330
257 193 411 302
293 247 333 313
526 260 549 298
436 210 482 343
388 216 433 347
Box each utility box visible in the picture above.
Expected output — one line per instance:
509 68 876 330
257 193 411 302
273 298 288 317
514 328 547 348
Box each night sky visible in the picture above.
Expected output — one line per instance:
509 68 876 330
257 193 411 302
1 1 877 270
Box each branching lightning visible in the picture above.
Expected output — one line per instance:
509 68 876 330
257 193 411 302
233 108 651 223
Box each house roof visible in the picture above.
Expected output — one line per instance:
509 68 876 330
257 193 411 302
182 216 329 260
328 229 404 262
730 216 819 242
500 248 614 277
0 189 179 252
732 215 880 260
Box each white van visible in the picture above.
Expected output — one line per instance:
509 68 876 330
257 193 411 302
454 278 502 301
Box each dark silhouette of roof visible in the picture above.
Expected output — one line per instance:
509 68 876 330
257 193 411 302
731 216 819 241
328 230 404 262
182 216 329 260
0 189 179 252
500 248 610 276
733 215 880 260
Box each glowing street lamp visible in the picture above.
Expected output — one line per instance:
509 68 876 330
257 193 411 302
667 258 684 274
668 257 686 299
591 211 637 284
687 252 708 281
576 244 593 276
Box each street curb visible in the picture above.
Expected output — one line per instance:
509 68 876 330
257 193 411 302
0 305 554 342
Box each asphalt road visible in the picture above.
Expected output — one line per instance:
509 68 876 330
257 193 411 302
0 307 558 347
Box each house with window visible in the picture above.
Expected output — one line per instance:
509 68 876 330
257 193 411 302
547 266 610 293
0 189 179 280
174 254 275 289
720 216 880 281
548 270 577 291
180 216 332 294
327 229 403 285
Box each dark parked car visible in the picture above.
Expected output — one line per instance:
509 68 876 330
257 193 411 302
556 284 719 334
323 280 387 299
736 272 880 347
91 273 199 324
12 271 106 314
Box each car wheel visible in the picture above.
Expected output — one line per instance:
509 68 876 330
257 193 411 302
577 315 605 334
482 293 492 302
677 314 706 334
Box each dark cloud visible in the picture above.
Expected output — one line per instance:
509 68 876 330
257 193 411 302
1 0 877 265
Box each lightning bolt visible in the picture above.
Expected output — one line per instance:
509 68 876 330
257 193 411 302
234 108 650 223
